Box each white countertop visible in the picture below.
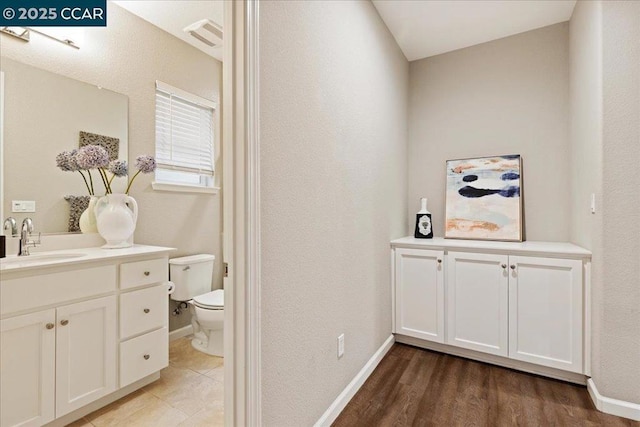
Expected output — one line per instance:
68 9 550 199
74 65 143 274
391 236 591 259
0 245 175 273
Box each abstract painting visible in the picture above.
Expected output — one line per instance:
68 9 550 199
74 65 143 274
445 155 523 241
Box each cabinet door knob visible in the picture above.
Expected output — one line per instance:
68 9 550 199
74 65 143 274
510 265 516 270
143 354 150 360
437 259 442 264
143 271 150 276
143 308 150 314
45 323 55 330
501 264 507 269
60 319 69 326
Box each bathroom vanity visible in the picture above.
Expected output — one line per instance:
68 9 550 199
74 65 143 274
0 245 174 427
391 237 591 383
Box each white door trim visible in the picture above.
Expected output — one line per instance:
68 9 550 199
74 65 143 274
223 1 261 425
0 71 4 226
245 1 262 426
222 2 239 425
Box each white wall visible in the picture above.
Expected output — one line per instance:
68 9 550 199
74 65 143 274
598 0 640 404
258 1 408 425
569 0 605 400
0 3 222 331
570 0 640 406
569 1 603 252
408 23 570 241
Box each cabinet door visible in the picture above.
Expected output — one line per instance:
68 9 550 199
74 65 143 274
447 251 509 356
55 295 117 417
0 310 56 427
394 248 444 342
509 256 583 373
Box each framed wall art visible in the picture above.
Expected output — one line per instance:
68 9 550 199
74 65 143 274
445 154 523 241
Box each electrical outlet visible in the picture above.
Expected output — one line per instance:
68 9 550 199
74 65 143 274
11 200 36 213
337 334 345 358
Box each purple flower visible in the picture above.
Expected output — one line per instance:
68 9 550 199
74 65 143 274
56 149 80 172
135 155 156 174
124 155 156 194
75 145 110 169
108 160 128 177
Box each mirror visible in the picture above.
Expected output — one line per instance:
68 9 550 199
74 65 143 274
0 57 128 234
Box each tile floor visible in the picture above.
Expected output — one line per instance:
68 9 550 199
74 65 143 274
67 336 224 427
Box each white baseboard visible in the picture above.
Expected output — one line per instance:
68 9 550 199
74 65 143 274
587 379 640 421
169 324 193 342
314 335 395 427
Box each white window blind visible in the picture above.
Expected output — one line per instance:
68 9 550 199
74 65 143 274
155 81 216 179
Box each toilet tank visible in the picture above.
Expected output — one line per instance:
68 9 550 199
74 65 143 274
169 254 215 301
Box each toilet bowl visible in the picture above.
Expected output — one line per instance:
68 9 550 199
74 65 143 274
190 289 224 356
169 254 224 357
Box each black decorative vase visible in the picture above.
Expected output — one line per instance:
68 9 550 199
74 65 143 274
414 198 434 239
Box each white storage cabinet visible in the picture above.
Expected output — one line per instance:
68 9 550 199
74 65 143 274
392 237 590 378
394 248 445 343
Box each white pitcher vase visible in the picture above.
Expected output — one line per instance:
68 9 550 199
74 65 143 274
95 193 138 248
79 196 99 234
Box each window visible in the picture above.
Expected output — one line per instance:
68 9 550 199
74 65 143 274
153 81 217 192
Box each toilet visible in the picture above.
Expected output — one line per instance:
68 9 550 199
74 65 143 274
169 254 224 357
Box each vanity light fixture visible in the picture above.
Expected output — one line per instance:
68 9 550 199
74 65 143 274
29 27 81 49
0 26 80 49
0 26 30 43
183 19 222 47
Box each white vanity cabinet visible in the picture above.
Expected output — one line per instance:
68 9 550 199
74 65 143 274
391 237 590 381
0 297 117 427
0 245 173 427
118 258 169 388
0 310 56 427
55 296 117 417
1 265 117 427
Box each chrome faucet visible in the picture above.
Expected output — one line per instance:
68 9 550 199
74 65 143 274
18 218 40 256
3 217 18 237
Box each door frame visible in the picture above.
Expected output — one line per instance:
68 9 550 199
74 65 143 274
0 71 4 226
223 1 261 425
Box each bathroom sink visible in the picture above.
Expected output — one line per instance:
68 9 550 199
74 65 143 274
1 252 87 268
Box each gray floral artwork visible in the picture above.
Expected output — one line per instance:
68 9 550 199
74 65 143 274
64 195 90 232
418 215 432 236
79 131 120 160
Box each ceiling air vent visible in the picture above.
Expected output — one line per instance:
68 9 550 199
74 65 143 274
183 19 222 47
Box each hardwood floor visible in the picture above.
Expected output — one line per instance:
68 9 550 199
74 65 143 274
333 344 639 427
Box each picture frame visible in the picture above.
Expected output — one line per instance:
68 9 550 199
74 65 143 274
445 154 523 242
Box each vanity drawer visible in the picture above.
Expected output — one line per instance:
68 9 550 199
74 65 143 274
120 285 168 340
120 258 167 290
119 327 168 387
1 266 116 316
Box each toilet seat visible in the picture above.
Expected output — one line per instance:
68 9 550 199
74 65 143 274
193 289 224 310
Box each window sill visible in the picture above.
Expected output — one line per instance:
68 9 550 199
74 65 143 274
151 181 220 195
